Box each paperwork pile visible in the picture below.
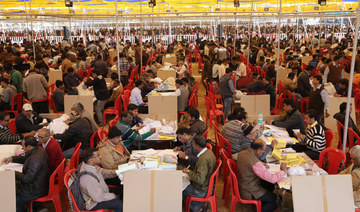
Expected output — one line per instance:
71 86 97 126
272 149 304 166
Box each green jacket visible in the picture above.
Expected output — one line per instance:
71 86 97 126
116 120 152 147
10 69 23 93
188 149 216 192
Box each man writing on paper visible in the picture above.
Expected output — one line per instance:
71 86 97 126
174 127 199 170
339 145 360 207
237 139 287 212
265 98 305 135
0 112 35 144
293 110 326 160
116 111 155 152
182 135 216 212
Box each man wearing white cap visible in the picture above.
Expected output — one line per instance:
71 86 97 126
15 103 48 134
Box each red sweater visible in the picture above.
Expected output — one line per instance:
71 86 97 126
39 138 64 174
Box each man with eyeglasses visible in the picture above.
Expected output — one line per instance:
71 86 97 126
78 148 123 212
36 128 64 174
0 112 35 144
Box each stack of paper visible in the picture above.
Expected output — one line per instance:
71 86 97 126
271 150 305 166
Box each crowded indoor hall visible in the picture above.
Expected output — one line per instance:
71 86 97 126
0 0 360 211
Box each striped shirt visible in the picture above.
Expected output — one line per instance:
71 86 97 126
0 126 21 144
304 121 326 152
115 120 152 147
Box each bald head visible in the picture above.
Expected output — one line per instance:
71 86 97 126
251 139 267 157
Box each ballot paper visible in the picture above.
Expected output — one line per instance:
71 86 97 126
264 125 294 142
0 163 23 172
131 148 158 159
182 173 191 191
138 120 162 135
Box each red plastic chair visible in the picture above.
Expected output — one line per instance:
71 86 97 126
121 94 130 111
227 159 261 212
318 147 346 174
98 128 108 140
270 93 284 115
109 116 119 128
204 96 225 129
208 92 223 110
29 159 65 212
212 120 221 160
186 160 222 212
336 120 345 150
102 94 122 125
4 92 23 117
202 128 209 139
65 143 82 173
217 132 232 157
90 130 100 148
324 130 335 148
300 97 310 118
48 95 64 114
206 143 213 151
8 119 16 134
47 83 56 99
220 148 232 205
64 169 106 212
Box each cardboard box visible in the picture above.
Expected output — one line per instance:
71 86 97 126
0 171 16 212
148 95 177 116
0 145 22 164
292 175 354 212
48 69 62 86
278 68 292 83
64 95 93 114
139 113 178 122
324 96 356 132
241 95 270 116
162 57 177 65
157 70 177 81
124 170 182 212
302 56 312 65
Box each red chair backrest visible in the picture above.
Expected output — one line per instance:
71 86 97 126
324 130 335 148
46 159 65 197
114 94 122 116
217 132 232 156
318 147 346 174
188 92 197 108
10 92 23 113
355 92 360 109
47 83 56 99
347 127 359 151
300 97 310 116
8 119 16 134
121 95 130 111
202 128 209 139
336 120 345 149
203 160 222 199
70 143 82 170
90 130 100 148
64 169 81 211
206 143 213 151
227 159 243 199
98 128 108 140
109 116 119 128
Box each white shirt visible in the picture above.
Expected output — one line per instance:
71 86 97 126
197 147 207 158
130 87 144 106
42 138 51 149
236 63 247 77
218 64 227 80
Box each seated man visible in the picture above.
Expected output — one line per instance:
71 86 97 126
52 80 65 112
53 109 93 158
15 103 47 134
182 135 216 212
174 127 199 170
266 98 305 134
107 79 122 107
0 112 35 144
339 145 360 207
79 148 123 212
221 108 247 156
98 127 130 169
334 102 360 137
0 77 17 111
37 128 64 174
127 104 144 128
237 123 276 161
187 108 207 136
72 102 98 133
5 136 49 212
237 139 286 212
130 80 148 114
64 67 83 95
115 111 155 151
294 110 326 160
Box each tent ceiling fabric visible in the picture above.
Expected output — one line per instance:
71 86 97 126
0 0 357 15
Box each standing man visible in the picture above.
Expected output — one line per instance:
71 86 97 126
219 68 236 121
324 55 343 86
23 68 49 113
308 75 330 123
37 128 64 174
237 139 286 212
5 62 23 93
297 66 314 98
175 79 189 113
0 77 17 111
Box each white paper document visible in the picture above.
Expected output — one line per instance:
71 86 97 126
0 163 23 172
